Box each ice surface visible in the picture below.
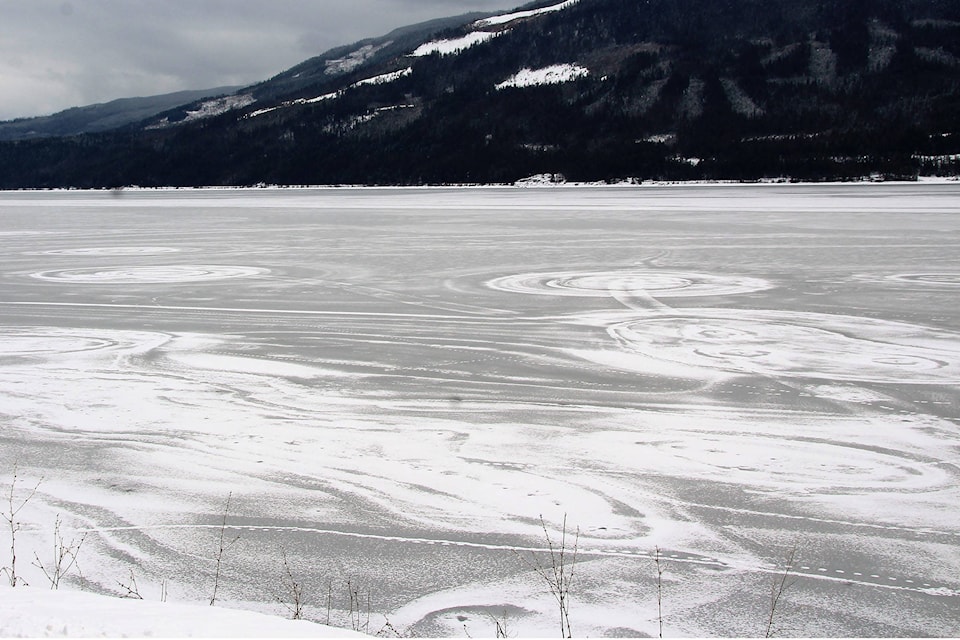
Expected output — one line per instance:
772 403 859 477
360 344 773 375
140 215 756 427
0 183 958 637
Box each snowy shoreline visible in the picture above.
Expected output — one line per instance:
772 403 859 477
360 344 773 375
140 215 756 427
2 174 957 194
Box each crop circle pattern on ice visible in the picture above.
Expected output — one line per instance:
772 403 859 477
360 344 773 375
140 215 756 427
34 246 180 256
30 265 270 284
608 310 960 383
886 273 960 286
486 269 772 298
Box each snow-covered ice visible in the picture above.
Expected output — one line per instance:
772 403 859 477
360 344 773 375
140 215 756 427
0 183 958 637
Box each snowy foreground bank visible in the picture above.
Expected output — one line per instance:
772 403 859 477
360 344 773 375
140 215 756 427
0 586 363 637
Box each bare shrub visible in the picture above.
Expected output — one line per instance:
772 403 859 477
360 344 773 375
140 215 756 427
764 546 799 638
2 463 42 587
277 547 304 620
210 492 240 606
32 513 86 589
490 610 511 638
346 577 371 633
526 514 578 638
654 546 665 638
376 617 405 637
118 569 144 599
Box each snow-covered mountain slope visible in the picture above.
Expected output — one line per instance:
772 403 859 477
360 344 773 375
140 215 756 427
1 0 959 186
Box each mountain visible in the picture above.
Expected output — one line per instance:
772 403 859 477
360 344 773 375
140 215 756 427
0 87 241 141
1 0 958 187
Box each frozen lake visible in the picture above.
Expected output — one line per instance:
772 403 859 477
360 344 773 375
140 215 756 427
1 184 958 636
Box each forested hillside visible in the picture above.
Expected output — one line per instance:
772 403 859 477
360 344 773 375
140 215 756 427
1 0 958 187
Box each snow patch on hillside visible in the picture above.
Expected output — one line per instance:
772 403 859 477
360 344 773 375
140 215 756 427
147 94 255 128
182 94 255 122
474 0 580 27
0 586 364 637
352 67 412 87
245 68 411 120
325 42 391 76
495 63 589 89
341 104 417 130
411 31 501 57
761 42 802 66
245 91 338 118
809 40 838 83
914 46 960 67
720 77 764 117
678 77 705 119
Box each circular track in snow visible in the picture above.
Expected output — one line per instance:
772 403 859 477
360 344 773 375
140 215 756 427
608 309 960 384
30 265 269 284
486 269 772 298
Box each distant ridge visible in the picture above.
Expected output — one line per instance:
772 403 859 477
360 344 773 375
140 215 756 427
0 87 242 141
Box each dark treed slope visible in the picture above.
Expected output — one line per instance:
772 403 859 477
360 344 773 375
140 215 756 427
1 0 958 187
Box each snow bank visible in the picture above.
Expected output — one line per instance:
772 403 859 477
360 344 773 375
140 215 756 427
514 172 567 186
0 586 364 637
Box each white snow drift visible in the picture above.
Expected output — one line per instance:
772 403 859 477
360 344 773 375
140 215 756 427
0 586 363 638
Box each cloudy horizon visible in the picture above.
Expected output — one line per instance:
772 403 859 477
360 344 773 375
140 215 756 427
0 0 509 121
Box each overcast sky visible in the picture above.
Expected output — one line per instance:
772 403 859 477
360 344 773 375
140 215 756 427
0 0 510 121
